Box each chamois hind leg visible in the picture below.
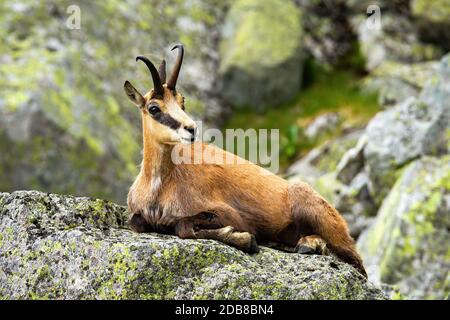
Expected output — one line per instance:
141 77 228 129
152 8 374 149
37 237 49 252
175 215 259 253
296 235 329 255
288 182 367 278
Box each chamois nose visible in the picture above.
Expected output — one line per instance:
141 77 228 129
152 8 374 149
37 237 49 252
184 126 196 141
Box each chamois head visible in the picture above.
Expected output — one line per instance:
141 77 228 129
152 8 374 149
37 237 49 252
124 44 197 145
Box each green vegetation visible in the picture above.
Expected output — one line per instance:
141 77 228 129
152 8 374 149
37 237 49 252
223 57 379 169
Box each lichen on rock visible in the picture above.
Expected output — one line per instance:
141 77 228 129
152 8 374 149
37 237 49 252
363 53 450 205
357 156 450 299
0 190 386 300
362 60 439 107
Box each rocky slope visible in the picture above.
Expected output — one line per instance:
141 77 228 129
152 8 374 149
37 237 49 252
2 0 450 301
358 156 450 300
288 52 450 300
0 191 386 300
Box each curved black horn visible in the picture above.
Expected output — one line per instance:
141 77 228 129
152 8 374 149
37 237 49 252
158 59 167 84
136 56 164 96
167 44 184 90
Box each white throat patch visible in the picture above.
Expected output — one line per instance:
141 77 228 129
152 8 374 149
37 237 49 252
150 174 162 196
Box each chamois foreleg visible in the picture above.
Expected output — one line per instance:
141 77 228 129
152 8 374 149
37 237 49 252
128 213 153 233
175 215 259 253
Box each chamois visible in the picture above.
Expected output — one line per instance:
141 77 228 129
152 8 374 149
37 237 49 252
124 44 367 277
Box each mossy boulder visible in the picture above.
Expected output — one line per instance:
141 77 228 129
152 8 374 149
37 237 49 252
362 61 438 107
363 53 450 205
363 98 442 205
350 13 442 71
357 156 450 299
287 129 362 184
296 0 355 65
219 0 304 111
0 190 386 300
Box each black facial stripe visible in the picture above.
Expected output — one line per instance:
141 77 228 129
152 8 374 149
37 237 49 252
153 112 181 130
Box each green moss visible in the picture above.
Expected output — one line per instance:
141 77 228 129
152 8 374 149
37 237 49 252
391 290 406 300
97 244 138 299
412 0 450 23
315 137 360 173
36 240 64 256
28 292 50 300
36 266 51 281
4 227 13 242
371 165 407 205
0 2 150 204
220 0 302 72
93 242 239 299
362 157 450 286
250 281 287 299
141 244 234 299
223 65 379 169
370 60 438 90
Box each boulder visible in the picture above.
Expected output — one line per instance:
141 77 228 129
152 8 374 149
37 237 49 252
287 129 363 184
350 13 442 71
357 156 450 299
335 172 377 218
342 211 375 240
304 113 342 140
294 0 355 65
362 61 439 107
336 135 366 185
0 191 386 300
363 54 450 205
363 98 427 204
219 0 304 111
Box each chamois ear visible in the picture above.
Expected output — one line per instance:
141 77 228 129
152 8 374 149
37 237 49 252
124 80 145 108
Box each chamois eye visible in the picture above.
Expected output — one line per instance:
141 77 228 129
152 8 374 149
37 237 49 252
148 105 160 115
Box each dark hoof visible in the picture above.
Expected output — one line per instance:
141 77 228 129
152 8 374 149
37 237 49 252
296 245 316 254
248 234 260 254
128 214 152 233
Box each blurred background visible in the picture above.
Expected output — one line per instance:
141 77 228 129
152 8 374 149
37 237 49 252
0 0 449 299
